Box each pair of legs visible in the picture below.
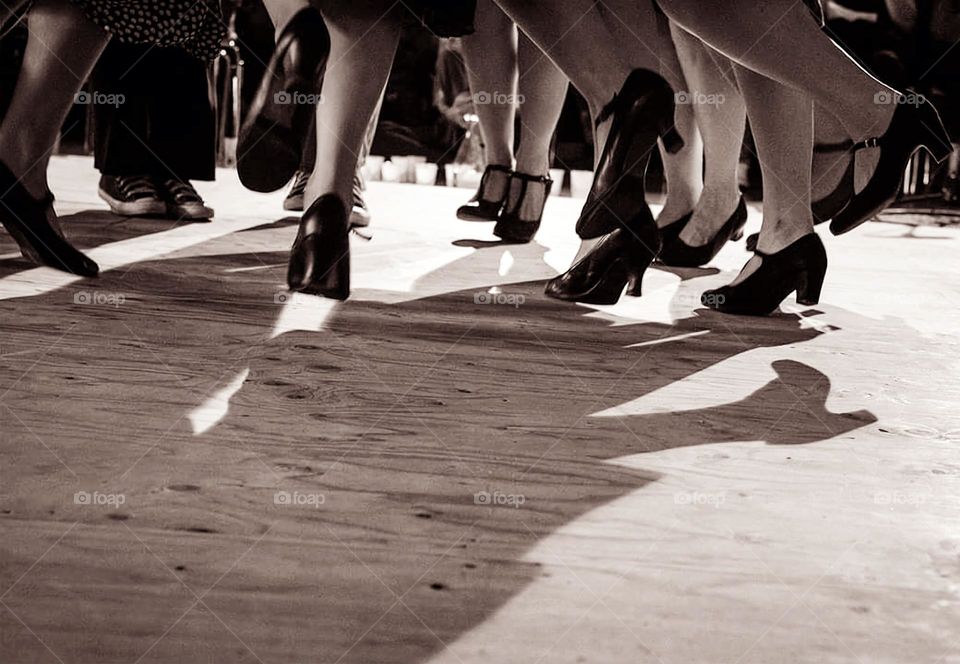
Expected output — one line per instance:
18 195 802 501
460 0 568 221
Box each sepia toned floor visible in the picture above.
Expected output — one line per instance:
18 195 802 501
1 156 958 663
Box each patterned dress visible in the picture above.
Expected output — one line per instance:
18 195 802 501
70 0 224 60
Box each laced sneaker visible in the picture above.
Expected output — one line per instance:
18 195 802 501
98 174 166 217
161 178 214 220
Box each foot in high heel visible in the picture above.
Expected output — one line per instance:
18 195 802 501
493 172 552 243
545 224 661 305
659 197 747 267
456 164 512 221
702 233 827 316
575 68 683 241
0 161 98 276
830 96 952 235
287 194 350 300
238 7 330 193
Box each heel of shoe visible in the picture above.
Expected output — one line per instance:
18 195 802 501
659 125 684 155
795 242 827 306
625 273 644 297
795 270 824 306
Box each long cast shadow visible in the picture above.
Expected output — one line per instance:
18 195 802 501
0 240 878 664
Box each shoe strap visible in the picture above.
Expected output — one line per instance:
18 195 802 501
477 164 513 203
502 172 553 218
814 137 881 154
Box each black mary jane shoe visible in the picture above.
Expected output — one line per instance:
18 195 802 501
492 172 552 243
575 68 684 241
701 233 827 317
659 197 747 267
830 95 951 236
287 193 350 300
238 7 330 193
456 164 512 221
0 161 98 276
544 224 661 306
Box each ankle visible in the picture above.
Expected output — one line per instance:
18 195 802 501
755 220 812 255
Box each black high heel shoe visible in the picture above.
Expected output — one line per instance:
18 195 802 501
830 96 951 235
492 172 552 243
545 225 661 305
701 233 827 316
575 68 684 241
287 194 349 300
0 162 98 276
238 7 330 193
659 197 747 267
657 210 692 246
456 164 512 221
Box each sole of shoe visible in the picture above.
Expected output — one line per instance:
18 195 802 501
98 188 167 217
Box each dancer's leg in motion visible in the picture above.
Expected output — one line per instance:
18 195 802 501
461 0 517 204
734 65 814 261
303 3 400 208
504 32 569 223
0 0 109 199
0 0 108 275
599 0 702 229
287 1 400 297
669 28 747 244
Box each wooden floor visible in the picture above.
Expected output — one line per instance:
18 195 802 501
1 156 958 664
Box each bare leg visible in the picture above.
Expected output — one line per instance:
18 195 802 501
655 0 895 142
262 0 310 35
462 0 517 202
508 32 568 220
0 0 109 198
731 64 814 284
304 2 401 208
670 28 747 243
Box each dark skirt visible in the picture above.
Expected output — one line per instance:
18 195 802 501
69 0 225 60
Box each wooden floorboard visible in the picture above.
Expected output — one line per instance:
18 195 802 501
0 156 958 663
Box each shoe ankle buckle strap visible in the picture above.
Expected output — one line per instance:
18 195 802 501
477 164 513 203
502 172 552 218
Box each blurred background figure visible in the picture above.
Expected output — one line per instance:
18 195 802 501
92 42 215 221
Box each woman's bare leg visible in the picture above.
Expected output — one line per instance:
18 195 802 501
0 0 109 198
304 2 401 208
670 28 747 244
508 32 568 220
262 0 311 35
461 0 517 203
732 64 814 281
